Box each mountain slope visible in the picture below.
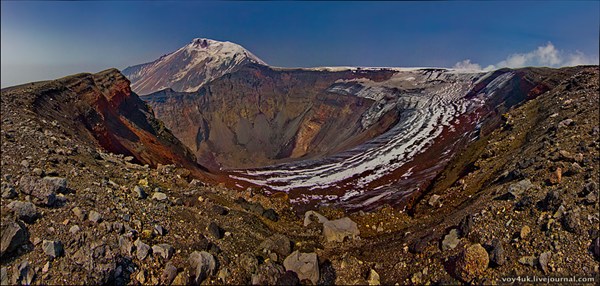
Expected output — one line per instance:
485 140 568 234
122 38 266 95
0 69 210 179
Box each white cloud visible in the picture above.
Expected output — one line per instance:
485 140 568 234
453 42 599 71
452 59 482 71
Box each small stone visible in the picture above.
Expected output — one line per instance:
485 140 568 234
592 237 599 260
69 225 81 234
539 251 551 274
18 175 58 206
134 239 151 260
428 194 441 206
453 244 489 282
519 256 537 267
262 208 279 222
562 211 581 233
442 229 460 251
558 119 574 128
239 252 259 275
154 224 166 236
42 240 64 259
584 192 597 205
411 272 422 284
42 261 50 273
507 179 534 198
303 211 329 226
11 260 34 285
259 234 292 258
7 201 39 223
207 222 223 239
72 207 86 221
558 150 574 161
119 236 134 256
152 243 174 260
1 184 17 199
458 214 474 237
489 239 505 266
283 250 320 284
520 225 531 239
211 205 228 216
32 168 44 177
172 271 189 285
188 251 217 285
136 270 146 284
322 217 360 242
1 267 8 285
252 262 285 285
113 222 124 234
141 229 154 239
515 195 534 211
161 262 178 285
368 269 380 285
152 192 168 201
133 186 147 199
582 181 598 196
539 190 563 212
218 268 231 283
1 221 30 258
549 168 562 185
88 210 102 223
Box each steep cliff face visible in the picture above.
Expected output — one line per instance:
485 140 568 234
0 69 208 177
122 38 266 95
142 64 400 169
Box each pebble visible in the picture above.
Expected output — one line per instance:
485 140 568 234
520 225 531 239
161 262 178 285
152 243 174 260
207 222 223 239
262 208 279 222
188 251 217 285
283 250 320 284
133 186 147 199
134 239 151 260
88 210 102 223
69 225 81 234
152 192 168 201
489 239 505 266
154 224 166 236
539 251 552 273
442 229 460 251
428 194 441 207
7 201 39 223
453 243 489 282
322 217 360 242
72 207 86 221
42 240 64 259
1 221 29 258
368 269 380 285
518 256 537 267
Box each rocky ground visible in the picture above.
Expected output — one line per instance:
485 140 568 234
1 66 599 285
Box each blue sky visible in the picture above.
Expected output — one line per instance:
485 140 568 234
1 1 598 87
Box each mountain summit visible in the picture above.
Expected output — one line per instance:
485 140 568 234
122 38 266 95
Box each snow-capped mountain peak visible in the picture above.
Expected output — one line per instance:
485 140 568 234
122 38 266 95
